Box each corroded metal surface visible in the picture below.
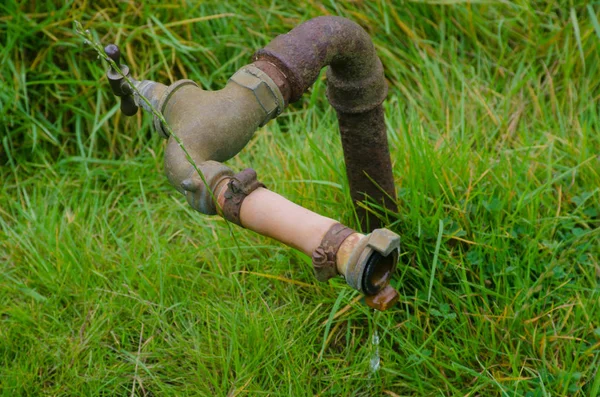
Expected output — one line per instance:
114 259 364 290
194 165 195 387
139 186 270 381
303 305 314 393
253 16 397 230
337 106 396 231
312 222 356 282
222 168 265 227
253 16 387 110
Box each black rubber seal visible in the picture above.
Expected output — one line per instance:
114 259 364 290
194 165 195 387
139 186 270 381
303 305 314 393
361 251 396 295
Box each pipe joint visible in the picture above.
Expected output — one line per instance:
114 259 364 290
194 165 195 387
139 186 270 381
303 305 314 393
221 168 265 227
312 223 356 282
343 228 400 295
230 65 285 126
180 160 234 215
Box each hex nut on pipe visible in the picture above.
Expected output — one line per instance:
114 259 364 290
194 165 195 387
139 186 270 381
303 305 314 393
229 65 285 126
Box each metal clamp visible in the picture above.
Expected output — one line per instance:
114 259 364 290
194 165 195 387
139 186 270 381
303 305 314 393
230 65 284 126
222 168 265 227
180 161 234 215
312 223 356 282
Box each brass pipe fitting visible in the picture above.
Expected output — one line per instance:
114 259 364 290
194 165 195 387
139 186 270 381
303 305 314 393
153 67 282 210
106 64 283 215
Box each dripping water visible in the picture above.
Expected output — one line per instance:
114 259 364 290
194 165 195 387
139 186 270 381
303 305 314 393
369 309 381 373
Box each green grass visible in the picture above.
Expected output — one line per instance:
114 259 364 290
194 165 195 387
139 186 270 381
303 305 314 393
1 0 599 395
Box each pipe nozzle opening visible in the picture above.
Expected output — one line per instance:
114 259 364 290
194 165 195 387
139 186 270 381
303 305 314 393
362 250 398 296
342 228 400 300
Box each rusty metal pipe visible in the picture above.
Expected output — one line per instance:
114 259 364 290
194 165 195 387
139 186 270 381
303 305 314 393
254 16 397 229
104 16 400 309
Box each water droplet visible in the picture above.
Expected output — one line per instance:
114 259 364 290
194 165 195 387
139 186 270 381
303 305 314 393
83 39 90 45
85 29 90 35
369 330 380 373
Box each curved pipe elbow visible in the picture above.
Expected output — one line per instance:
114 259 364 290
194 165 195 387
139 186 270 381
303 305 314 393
254 16 396 229
254 15 388 113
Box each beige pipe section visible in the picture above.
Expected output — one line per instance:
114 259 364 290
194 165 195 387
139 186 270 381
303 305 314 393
237 187 337 255
215 180 365 274
213 177 400 311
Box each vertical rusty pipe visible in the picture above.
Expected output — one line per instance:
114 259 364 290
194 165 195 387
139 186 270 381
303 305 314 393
253 16 396 230
336 106 396 231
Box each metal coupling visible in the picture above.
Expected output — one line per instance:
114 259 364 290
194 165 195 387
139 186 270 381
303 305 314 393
229 64 284 126
180 160 234 215
312 223 356 282
153 79 199 139
222 168 265 227
344 229 400 295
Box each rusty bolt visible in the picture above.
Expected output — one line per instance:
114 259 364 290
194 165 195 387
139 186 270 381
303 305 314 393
312 246 339 282
312 247 327 265
364 285 399 311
